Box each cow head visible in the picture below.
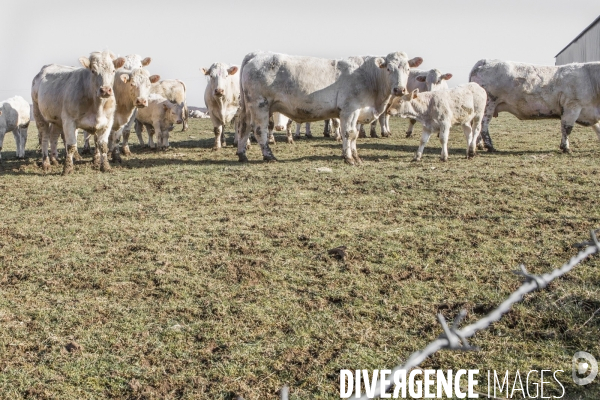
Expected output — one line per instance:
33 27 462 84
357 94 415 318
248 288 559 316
416 69 452 92
79 51 125 99
120 69 160 108
202 63 238 98
377 52 423 97
122 54 152 70
163 101 184 125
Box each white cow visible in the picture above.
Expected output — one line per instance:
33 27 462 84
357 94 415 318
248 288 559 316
202 63 240 149
237 51 422 164
390 83 486 161
32 51 125 174
135 94 183 149
362 68 452 138
0 96 30 160
469 59 600 152
123 79 188 152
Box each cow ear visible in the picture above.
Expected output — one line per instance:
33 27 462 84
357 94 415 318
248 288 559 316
79 57 91 69
109 52 117 60
227 66 239 75
416 75 426 82
408 57 423 68
201 68 209 75
412 88 419 99
141 57 152 66
113 57 126 69
442 73 453 80
149 75 160 84
120 74 130 83
375 58 386 68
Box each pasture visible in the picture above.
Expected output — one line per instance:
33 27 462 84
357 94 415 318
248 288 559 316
0 115 599 399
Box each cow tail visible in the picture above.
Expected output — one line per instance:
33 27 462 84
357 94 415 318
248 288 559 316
237 53 257 142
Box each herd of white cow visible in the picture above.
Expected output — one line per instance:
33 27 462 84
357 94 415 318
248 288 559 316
1 49 600 173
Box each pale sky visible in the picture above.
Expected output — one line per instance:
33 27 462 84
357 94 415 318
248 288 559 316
2 1 599 107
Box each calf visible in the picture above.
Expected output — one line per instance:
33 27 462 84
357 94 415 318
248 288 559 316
470 59 600 152
32 51 125 174
202 63 240 149
0 96 30 160
135 94 183 149
363 68 452 138
390 83 486 161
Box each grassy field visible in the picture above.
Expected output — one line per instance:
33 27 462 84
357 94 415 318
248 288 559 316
0 114 599 399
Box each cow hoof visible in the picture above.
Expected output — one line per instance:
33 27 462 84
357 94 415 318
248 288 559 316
293 135 300 140
62 165 73 175
486 146 497 152
440 157 448 162
263 155 278 162
405 131 413 138
560 147 572 154
73 152 82 162
287 138 294 144
42 161 51 171
412 157 421 162
100 162 111 172
306 134 313 139
344 157 355 166
355 157 363 165
237 153 249 163
122 146 131 156
323 133 331 138
212 146 220 151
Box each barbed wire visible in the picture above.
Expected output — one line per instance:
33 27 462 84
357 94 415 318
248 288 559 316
238 230 598 400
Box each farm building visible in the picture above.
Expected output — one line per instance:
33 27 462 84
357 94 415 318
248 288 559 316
555 15 600 65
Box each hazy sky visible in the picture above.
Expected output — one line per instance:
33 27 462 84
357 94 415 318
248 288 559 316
2 1 599 107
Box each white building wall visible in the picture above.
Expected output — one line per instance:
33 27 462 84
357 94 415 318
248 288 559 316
556 21 600 65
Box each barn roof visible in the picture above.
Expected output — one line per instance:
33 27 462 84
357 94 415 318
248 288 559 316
555 15 600 57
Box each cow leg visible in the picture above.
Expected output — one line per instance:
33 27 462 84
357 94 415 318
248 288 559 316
406 119 417 138
110 129 123 163
97 127 112 172
477 99 497 151
323 119 331 137
560 108 581 153
380 114 391 138
462 122 475 159
592 123 600 143
122 111 136 155
332 118 341 141
413 129 432 161
0 129 5 162
340 113 360 165
369 120 379 138
62 121 78 175
294 122 301 140
82 130 92 155
236 116 252 162
135 120 146 146
49 125 61 166
182 104 189 132
286 119 294 144
213 125 224 150
305 122 312 138
10 128 20 159
267 119 276 145
439 125 451 162
254 114 276 162
358 124 367 138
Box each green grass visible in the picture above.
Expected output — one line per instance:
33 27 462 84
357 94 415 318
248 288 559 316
0 115 599 399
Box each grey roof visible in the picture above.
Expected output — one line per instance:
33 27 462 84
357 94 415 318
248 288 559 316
555 15 600 57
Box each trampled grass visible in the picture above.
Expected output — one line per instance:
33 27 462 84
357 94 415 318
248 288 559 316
0 115 599 399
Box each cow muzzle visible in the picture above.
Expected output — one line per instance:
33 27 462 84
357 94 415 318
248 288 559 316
135 98 148 108
99 86 113 98
393 87 406 96
275 125 285 131
214 88 224 97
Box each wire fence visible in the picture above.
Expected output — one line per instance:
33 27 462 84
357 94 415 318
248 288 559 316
241 229 599 400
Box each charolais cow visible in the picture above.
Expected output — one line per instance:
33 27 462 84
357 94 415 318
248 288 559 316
236 51 422 164
32 51 125 174
0 96 30 160
390 83 486 161
135 94 183 149
361 68 452 138
88 54 152 156
202 63 240 149
123 78 188 151
469 59 600 152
